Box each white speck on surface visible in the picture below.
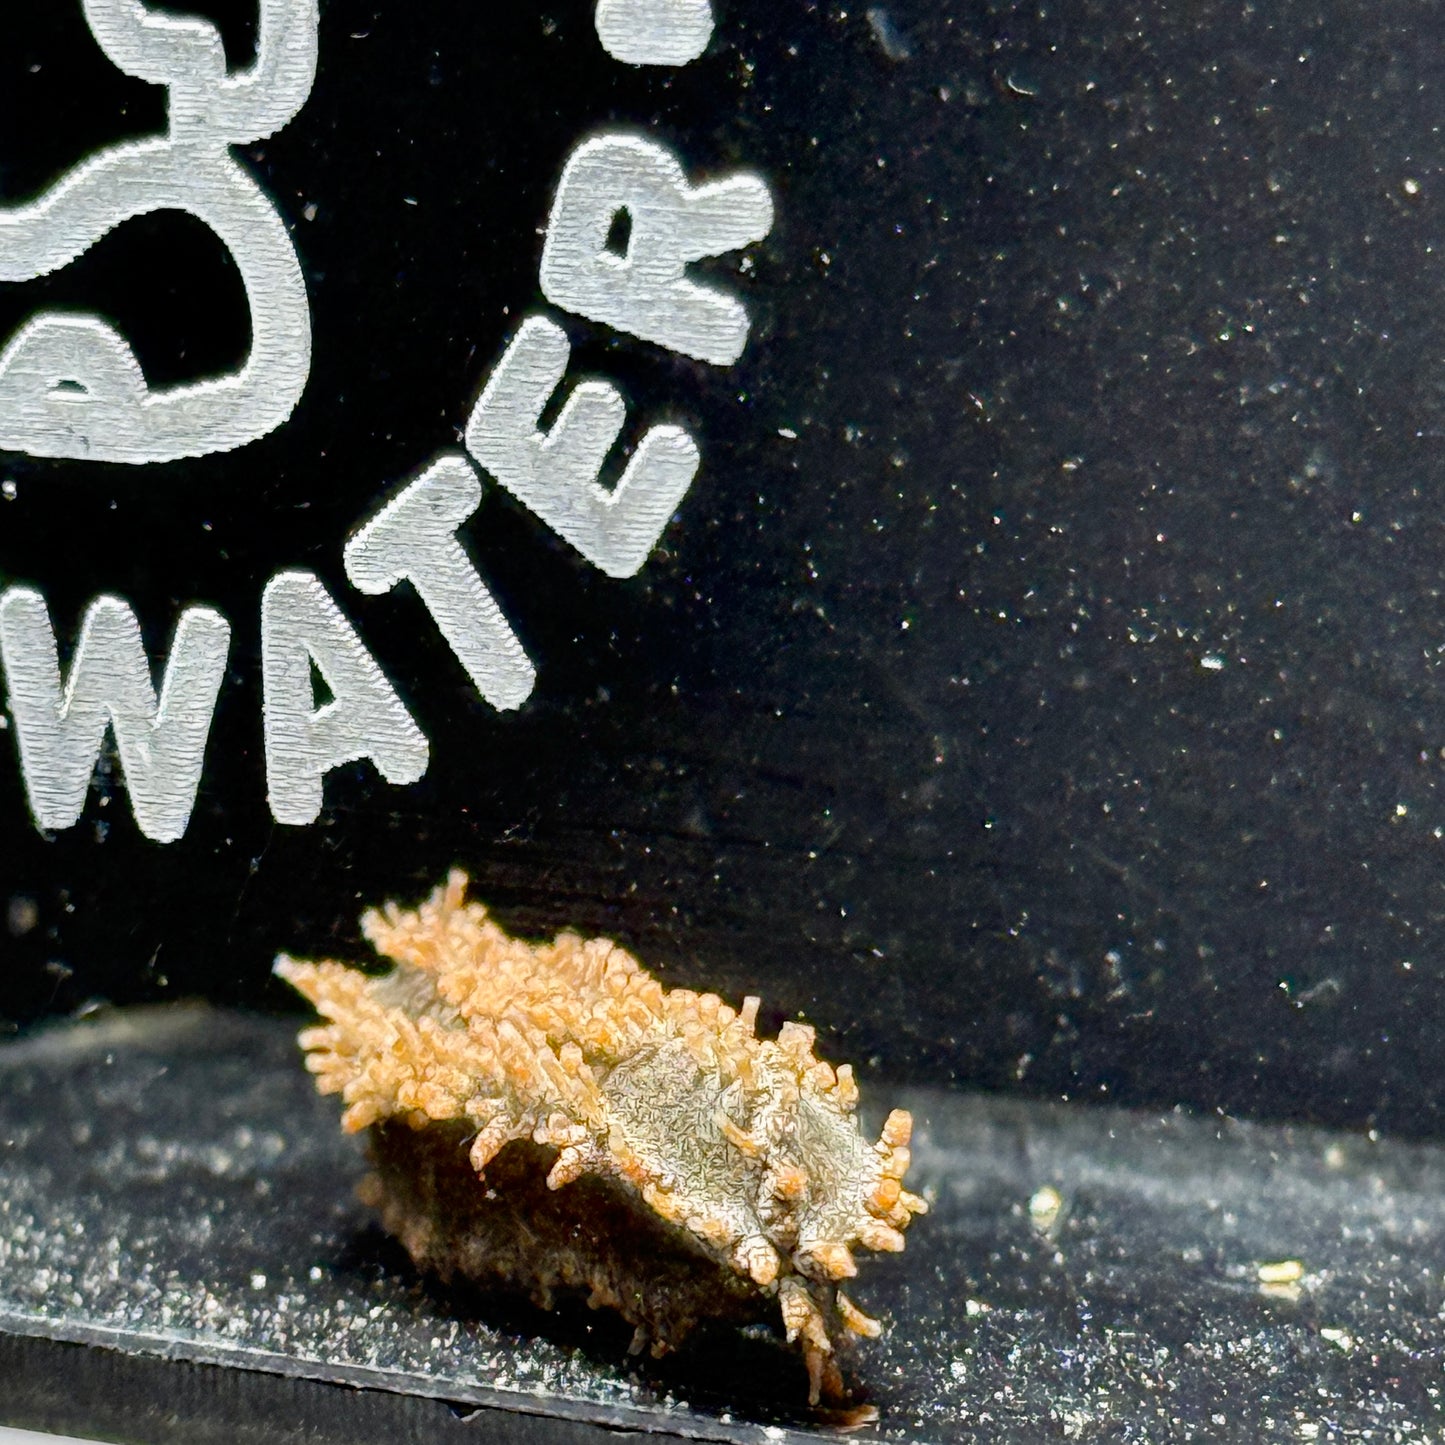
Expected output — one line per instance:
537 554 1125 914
866 7 912 61
1201 654 1225 672
1029 1185 1064 1232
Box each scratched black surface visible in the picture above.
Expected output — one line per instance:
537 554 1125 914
2 1 1445 1142
5 1007 1445 1444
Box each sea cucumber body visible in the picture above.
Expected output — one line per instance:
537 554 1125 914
277 871 926 1403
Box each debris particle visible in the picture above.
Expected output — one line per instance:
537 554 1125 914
1028 1185 1064 1234
1256 1259 1304 1285
865 7 911 61
6 895 38 937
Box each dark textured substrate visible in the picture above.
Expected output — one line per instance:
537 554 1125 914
2 1006 1445 1443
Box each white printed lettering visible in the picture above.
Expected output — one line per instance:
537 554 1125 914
0 586 231 843
344 454 536 711
0 0 318 464
594 0 714 66
0 7 775 841
540 133 774 365
261 571 428 826
465 315 699 578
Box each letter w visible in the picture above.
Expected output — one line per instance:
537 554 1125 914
0 587 230 843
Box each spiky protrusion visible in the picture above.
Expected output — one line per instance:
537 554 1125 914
277 871 927 1405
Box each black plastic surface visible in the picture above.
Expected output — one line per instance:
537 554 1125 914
4 0 1445 1139
5 6 1445 1440
3 1007 1444 1442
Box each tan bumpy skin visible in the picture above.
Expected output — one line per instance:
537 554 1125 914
276 872 926 1406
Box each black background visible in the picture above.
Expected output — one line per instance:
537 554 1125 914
2 0 1444 1139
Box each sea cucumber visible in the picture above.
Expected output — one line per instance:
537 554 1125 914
276 871 926 1405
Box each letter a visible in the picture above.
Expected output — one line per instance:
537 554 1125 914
261 571 428 826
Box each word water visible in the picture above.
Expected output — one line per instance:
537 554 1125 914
0 0 773 842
